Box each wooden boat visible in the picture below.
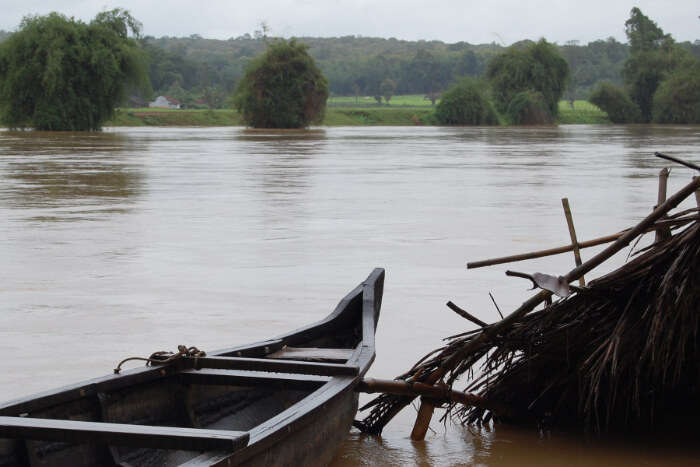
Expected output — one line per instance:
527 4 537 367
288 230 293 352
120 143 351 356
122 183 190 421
0 268 385 466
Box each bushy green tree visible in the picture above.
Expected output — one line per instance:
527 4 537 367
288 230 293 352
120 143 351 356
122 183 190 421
234 39 328 128
486 39 569 120
380 78 396 104
588 82 641 123
652 61 700 123
622 7 688 122
433 78 498 125
0 10 148 130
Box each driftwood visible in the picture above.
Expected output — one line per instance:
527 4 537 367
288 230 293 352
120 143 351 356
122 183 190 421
355 173 700 437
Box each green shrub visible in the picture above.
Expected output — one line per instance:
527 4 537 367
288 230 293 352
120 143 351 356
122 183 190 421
652 61 700 123
506 90 552 124
233 39 328 128
434 78 498 125
589 82 641 123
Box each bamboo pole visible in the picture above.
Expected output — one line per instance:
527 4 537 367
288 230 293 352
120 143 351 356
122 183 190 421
410 398 435 441
358 378 493 409
467 211 698 270
562 198 585 286
467 232 622 269
655 168 670 242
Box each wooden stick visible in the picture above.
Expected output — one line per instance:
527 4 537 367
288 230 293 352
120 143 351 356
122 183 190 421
358 378 498 411
655 168 671 243
562 198 585 286
467 214 697 270
446 301 488 328
564 176 700 282
410 399 435 441
695 177 700 208
468 232 621 269
655 152 700 172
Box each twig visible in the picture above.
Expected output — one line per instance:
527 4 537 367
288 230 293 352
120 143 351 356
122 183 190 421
489 292 504 319
446 301 488 328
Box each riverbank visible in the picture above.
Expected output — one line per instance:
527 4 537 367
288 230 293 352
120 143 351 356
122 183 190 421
106 100 608 126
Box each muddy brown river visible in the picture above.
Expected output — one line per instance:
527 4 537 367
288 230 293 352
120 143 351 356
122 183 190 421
1 125 699 465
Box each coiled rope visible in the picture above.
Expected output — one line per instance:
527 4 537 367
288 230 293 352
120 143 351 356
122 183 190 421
113 345 206 374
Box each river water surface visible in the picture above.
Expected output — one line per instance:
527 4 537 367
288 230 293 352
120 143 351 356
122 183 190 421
1 125 699 465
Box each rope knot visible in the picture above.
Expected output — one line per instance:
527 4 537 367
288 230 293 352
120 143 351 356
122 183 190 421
114 344 206 374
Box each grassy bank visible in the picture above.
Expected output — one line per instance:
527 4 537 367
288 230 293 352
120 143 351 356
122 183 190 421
108 107 434 126
108 108 243 126
107 99 608 127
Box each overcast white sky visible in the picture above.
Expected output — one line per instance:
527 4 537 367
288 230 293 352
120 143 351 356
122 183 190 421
1 1 698 45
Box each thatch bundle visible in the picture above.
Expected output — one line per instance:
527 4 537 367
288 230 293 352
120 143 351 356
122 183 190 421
357 180 700 436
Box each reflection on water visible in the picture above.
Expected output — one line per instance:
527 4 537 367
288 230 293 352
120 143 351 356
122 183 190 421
0 131 144 221
1 125 699 465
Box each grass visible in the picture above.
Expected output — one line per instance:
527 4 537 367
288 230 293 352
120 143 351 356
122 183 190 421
557 100 609 124
107 108 242 126
323 107 434 125
328 94 436 108
107 98 609 127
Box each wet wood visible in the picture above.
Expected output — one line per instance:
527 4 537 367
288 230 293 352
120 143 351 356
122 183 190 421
358 378 495 410
446 301 488 327
178 368 331 390
564 176 700 282
468 178 700 270
410 399 435 441
655 168 671 242
655 152 700 172
562 198 585 286
0 416 249 451
266 347 354 362
467 232 622 269
187 356 359 376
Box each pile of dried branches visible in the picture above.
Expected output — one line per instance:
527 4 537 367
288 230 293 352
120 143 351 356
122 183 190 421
357 182 700 435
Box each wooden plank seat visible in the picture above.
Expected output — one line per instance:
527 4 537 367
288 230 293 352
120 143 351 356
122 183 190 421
185 356 359 377
0 416 249 451
266 347 355 363
178 368 332 390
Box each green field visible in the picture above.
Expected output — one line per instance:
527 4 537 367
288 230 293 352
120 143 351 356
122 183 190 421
557 100 609 124
328 94 436 107
107 98 608 127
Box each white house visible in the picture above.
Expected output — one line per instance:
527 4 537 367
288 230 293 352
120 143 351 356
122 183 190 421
149 96 181 109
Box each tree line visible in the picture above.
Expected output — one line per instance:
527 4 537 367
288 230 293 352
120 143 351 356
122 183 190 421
5 22 696 109
589 8 700 123
0 7 698 129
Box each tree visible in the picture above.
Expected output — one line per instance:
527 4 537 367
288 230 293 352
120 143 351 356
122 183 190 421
486 39 569 120
434 78 498 125
625 7 670 54
234 39 328 128
622 7 686 122
652 61 700 123
0 10 148 130
380 78 396 105
589 81 641 123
